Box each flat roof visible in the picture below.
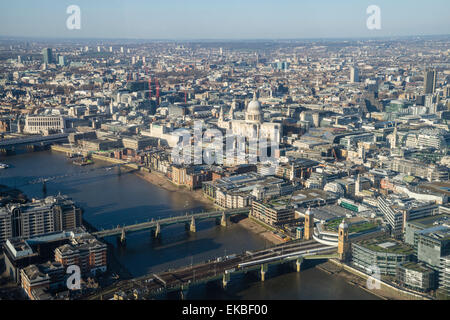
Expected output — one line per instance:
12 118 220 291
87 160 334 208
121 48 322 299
356 237 414 255
407 214 449 229
306 205 349 222
400 261 433 273
417 182 450 197
417 225 450 242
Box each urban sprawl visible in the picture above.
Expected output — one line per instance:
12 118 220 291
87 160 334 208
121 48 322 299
0 37 449 300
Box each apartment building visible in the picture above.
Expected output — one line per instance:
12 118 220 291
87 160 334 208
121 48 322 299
55 235 107 276
0 195 82 242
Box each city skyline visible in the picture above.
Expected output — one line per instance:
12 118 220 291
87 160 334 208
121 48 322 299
0 0 449 304
1 0 450 40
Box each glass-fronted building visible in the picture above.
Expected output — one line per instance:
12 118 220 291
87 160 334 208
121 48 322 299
351 237 415 276
396 261 437 293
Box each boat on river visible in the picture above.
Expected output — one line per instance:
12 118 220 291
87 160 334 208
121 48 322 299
73 157 93 166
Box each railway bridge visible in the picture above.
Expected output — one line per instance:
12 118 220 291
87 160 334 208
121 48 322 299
0 133 69 154
88 239 337 300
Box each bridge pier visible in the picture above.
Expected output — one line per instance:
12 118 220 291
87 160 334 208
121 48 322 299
296 258 303 272
260 264 268 282
118 228 126 245
154 222 161 238
222 272 230 289
190 216 196 233
180 283 189 300
220 212 228 227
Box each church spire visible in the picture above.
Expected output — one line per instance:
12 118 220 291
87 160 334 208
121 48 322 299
219 106 224 121
253 90 258 101
392 121 398 149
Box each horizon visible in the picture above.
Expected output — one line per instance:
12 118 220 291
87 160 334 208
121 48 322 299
1 33 449 43
1 0 450 40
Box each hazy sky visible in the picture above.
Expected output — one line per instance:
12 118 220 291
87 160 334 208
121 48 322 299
1 0 449 39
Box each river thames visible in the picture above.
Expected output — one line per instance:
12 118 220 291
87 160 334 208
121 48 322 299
0 150 378 299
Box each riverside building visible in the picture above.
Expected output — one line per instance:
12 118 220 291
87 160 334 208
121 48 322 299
251 198 295 226
351 237 415 276
24 115 66 134
54 234 107 276
0 195 83 242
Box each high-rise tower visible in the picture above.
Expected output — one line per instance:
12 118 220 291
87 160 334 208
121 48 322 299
424 68 437 94
350 66 359 83
42 48 53 64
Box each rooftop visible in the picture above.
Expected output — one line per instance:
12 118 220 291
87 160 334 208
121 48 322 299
323 217 379 233
400 261 434 273
417 225 450 242
356 237 415 255
407 214 449 229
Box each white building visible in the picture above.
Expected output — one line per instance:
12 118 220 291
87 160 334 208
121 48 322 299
350 66 359 83
24 115 66 134
218 92 282 143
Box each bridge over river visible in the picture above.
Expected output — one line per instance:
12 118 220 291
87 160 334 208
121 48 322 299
87 239 337 300
0 133 69 153
92 208 250 240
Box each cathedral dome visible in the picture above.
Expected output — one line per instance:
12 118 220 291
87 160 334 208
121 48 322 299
247 99 261 113
245 92 263 123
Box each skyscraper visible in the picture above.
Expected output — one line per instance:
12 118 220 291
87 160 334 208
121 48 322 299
41 48 53 64
58 56 66 67
350 66 359 83
424 68 437 94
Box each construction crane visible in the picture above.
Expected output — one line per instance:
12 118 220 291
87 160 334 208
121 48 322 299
148 76 152 100
155 78 160 104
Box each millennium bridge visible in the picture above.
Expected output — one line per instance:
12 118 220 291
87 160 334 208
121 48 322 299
92 208 250 241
